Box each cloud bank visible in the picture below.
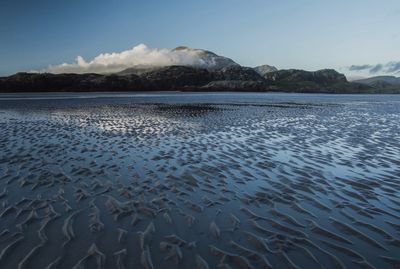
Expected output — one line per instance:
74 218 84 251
43 44 235 74
349 61 400 75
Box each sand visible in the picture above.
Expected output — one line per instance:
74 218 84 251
0 92 399 269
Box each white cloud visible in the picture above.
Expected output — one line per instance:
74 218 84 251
42 44 236 74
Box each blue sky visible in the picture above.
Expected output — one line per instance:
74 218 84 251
1 0 399 77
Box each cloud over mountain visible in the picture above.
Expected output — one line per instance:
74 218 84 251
42 44 238 74
349 61 400 75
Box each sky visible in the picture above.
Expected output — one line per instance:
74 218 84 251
1 0 399 78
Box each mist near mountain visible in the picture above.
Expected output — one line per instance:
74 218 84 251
43 44 238 74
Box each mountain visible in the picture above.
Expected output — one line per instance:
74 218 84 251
138 66 214 90
0 66 379 93
200 65 266 91
262 69 378 93
114 46 240 76
170 46 239 70
0 46 397 93
351 76 400 92
116 65 162 76
253 65 278 76
0 72 143 92
354 76 400 86
264 69 347 84
215 66 265 81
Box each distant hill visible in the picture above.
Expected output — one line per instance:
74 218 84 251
264 69 347 84
354 76 400 86
261 69 378 93
352 76 400 92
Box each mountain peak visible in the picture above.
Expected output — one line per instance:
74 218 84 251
172 46 191 51
172 46 214 54
253 65 278 76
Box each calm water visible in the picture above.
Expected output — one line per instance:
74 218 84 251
0 92 399 269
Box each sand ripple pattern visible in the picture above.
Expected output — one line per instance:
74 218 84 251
0 96 400 269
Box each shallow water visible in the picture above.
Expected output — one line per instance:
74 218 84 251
0 92 399 269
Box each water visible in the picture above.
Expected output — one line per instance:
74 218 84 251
0 92 399 269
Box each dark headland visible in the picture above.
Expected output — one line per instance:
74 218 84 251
1 47 399 93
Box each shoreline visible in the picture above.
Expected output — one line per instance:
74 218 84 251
0 89 400 94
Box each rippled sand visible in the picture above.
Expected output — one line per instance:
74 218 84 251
0 93 399 269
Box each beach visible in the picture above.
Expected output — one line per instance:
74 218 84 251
0 92 399 269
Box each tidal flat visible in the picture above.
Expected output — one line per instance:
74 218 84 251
0 92 399 269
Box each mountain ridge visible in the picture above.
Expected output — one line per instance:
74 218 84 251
354 76 400 85
0 46 399 93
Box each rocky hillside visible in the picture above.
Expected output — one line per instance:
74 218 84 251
261 69 379 93
0 66 378 93
264 69 346 84
0 45 396 93
253 65 278 76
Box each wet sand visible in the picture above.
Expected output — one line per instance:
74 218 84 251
0 93 399 269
